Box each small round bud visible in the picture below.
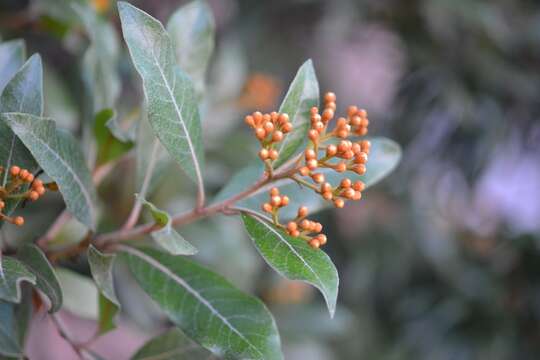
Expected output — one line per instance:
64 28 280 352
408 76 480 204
305 149 316 160
299 166 310 176
281 195 290 206
272 131 284 142
270 187 280 197
311 173 325 184
355 152 368 164
360 118 369 127
281 122 293 133
317 234 327 245
336 117 348 128
311 113 321 123
10 166 21 177
351 143 362 154
19 169 29 179
321 182 332 193
309 238 321 249
270 111 279 122
263 113 272 123
255 127 266 140
297 206 308 218
321 109 334 122
356 127 368 136
0 200 5 209
13 216 24 226
300 219 311 230
343 188 356 199
335 162 347 173
337 140 350 153
360 140 371 153
287 221 298 232
324 92 336 103
340 178 352 188
337 129 349 139
353 191 362 200
262 203 273 213
263 121 275 133
269 149 279 160
259 148 269 160
253 111 263 123
326 145 337 157
313 121 325 133
28 191 39 201
32 179 43 189
310 107 319 115
290 230 300 237
322 191 333 200
314 222 323 233
358 109 368 118
308 129 319 141
354 164 367 175
278 113 289 124
36 186 46 196
245 115 255 127
334 198 345 208
347 106 358 117
342 150 355 160
350 116 362 127
271 196 282 207
326 102 336 111
306 159 318 171
353 181 365 191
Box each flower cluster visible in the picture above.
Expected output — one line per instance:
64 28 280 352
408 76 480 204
0 166 47 226
250 91 371 249
245 111 293 173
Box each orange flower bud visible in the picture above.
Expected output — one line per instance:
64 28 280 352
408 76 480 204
313 121 325 133
253 111 263 124
299 166 310 176
354 164 367 175
19 169 29 179
263 113 272 123
311 173 325 184
0 200 4 209
350 115 361 127
334 198 345 208
270 187 280 197
269 149 279 160
351 142 362 154
356 127 368 136
336 117 348 128
347 105 358 118
360 140 371 151
355 152 368 164
326 102 336 111
306 159 318 171
297 206 308 218
352 181 365 191
281 122 293 133
343 188 355 199
322 191 333 200
308 129 319 141
342 150 355 160
272 130 284 142
271 196 282 207
259 148 269 160
314 222 323 233
32 179 43 189
326 145 337 157
353 191 362 200
340 178 352 188
317 234 327 245
324 92 336 103
310 107 319 115
262 203 273 213
290 230 300 237
287 221 298 232
270 111 279 122
28 191 39 201
336 129 348 139
360 118 369 127
278 113 289 124
358 109 368 118
309 238 320 249
281 195 290 206
335 162 347 173
245 115 255 127
322 109 334 122
13 216 24 226
10 166 20 176
321 182 332 193
255 127 266 140
311 113 321 123
263 121 275 133
305 149 316 160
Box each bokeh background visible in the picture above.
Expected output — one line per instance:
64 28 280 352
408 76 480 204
1 0 540 359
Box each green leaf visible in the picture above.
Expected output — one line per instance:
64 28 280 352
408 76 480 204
0 40 25 93
242 214 339 317
94 108 134 166
273 60 319 168
87 245 119 306
121 246 283 360
56 267 98 319
0 54 43 214
216 137 401 219
16 244 63 313
132 328 211 360
2 113 98 229
139 197 198 256
97 293 118 336
0 257 36 303
167 0 215 96
118 2 205 189
74 2 121 111
0 301 21 357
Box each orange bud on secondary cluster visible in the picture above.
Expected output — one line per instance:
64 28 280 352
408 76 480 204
249 91 372 250
0 166 47 227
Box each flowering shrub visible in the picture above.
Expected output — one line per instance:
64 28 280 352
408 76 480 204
0 1 400 359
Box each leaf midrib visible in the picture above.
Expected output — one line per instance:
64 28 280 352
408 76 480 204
123 246 264 358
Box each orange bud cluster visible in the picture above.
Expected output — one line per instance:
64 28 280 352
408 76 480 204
285 206 327 249
0 165 47 227
261 187 290 214
245 111 292 164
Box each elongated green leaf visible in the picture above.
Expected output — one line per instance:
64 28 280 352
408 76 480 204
273 60 319 168
0 257 36 303
16 244 62 313
118 2 205 189
132 328 211 360
121 246 283 360
216 137 401 219
2 113 97 229
56 268 98 319
0 54 43 215
94 108 134 166
0 301 21 357
242 214 339 317
0 40 25 93
167 0 215 96
97 293 118 335
139 197 197 256
74 3 121 111
87 245 119 306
